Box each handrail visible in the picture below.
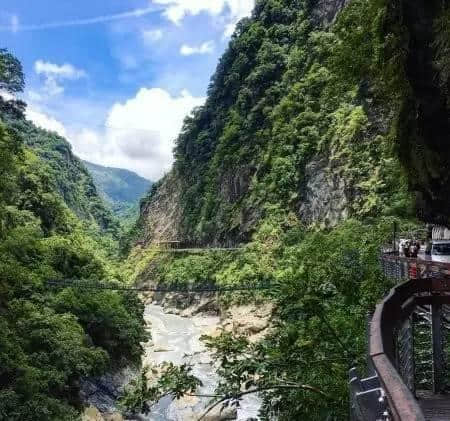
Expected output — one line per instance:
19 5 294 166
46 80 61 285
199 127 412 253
369 271 450 420
382 253 450 273
369 280 426 420
349 254 450 420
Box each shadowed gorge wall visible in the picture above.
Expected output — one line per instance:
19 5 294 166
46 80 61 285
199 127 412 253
396 0 450 225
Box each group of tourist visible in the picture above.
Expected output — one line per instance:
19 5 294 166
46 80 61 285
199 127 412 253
400 239 421 258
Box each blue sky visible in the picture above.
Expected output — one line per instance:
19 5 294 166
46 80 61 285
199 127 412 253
0 0 254 180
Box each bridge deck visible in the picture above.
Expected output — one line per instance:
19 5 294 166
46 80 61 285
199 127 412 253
418 392 450 421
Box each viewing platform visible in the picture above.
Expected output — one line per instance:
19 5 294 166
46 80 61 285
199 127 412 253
350 253 450 421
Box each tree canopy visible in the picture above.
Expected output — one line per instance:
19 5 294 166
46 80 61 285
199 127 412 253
0 49 148 420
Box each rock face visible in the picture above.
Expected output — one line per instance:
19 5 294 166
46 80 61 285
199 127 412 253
299 157 349 227
311 0 350 25
169 396 237 421
80 367 137 413
220 303 273 342
394 0 450 226
82 407 124 421
139 172 184 245
147 291 221 316
82 407 105 421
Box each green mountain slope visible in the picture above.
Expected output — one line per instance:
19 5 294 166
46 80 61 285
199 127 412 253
139 0 450 246
83 161 152 217
127 1 450 419
1 106 118 234
139 0 413 247
0 50 147 420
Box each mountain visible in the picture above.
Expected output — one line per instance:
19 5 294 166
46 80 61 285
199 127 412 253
127 1 450 419
83 161 152 217
1 103 118 234
138 0 450 247
138 0 406 247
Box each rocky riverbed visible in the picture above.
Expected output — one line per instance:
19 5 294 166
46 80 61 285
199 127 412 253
83 298 272 421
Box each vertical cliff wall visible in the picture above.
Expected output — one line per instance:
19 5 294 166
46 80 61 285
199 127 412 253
137 0 450 247
395 0 450 225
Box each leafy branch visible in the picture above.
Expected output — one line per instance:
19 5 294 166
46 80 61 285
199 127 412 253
198 383 330 420
119 360 329 420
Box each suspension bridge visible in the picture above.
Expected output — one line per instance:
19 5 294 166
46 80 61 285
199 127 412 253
46 279 273 293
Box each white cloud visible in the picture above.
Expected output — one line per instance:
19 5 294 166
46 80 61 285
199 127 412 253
35 60 87 80
99 87 205 179
11 15 19 33
25 108 68 138
34 60 87 96
70 128 104 158
26 88 205 180
0 6 160 32
153 0 254 35
142 28 163 43
0 90 14 102
180 40 214 56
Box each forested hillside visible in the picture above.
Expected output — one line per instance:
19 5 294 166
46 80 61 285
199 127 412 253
83 160 152 218
139 0 413 247
128 0 450 419
1 104 118 234
0 49 147 420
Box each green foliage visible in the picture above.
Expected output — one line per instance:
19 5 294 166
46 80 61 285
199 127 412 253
198 217 400 420
51 288 146 365
0 49 148 420
3 114 120 237
128 215 405 419
119 363 202 415
139 0 413 246
0 48 24 93
83 160 152 219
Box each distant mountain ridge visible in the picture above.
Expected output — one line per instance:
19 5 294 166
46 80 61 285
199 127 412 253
83 161 152 217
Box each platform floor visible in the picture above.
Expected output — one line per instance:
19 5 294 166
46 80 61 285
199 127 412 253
418 392 450 421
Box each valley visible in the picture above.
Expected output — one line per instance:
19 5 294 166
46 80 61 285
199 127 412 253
0 0 449 420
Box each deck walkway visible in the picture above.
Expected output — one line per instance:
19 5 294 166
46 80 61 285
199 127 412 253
418 392 450 421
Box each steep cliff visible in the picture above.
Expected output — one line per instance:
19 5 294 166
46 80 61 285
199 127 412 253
138 0 449 245
395 0 450 225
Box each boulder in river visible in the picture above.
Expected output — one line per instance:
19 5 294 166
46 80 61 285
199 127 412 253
203 405 238 420
82 406 104 421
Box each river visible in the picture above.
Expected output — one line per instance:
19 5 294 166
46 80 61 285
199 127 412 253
141 304 261 421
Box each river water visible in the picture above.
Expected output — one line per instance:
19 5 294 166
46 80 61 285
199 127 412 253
141 304 260 421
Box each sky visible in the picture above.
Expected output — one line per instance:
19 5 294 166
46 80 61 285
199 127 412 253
0 0 255 181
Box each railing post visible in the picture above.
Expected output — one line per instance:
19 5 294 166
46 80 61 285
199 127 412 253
349 369 362 421
432 302 445 393
396 316 415 394
367 312 376 376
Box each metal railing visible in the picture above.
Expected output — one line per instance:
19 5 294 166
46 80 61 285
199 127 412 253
350 255 450 421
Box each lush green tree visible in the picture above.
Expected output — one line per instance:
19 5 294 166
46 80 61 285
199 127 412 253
0 48 24 93
0 49 148 420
